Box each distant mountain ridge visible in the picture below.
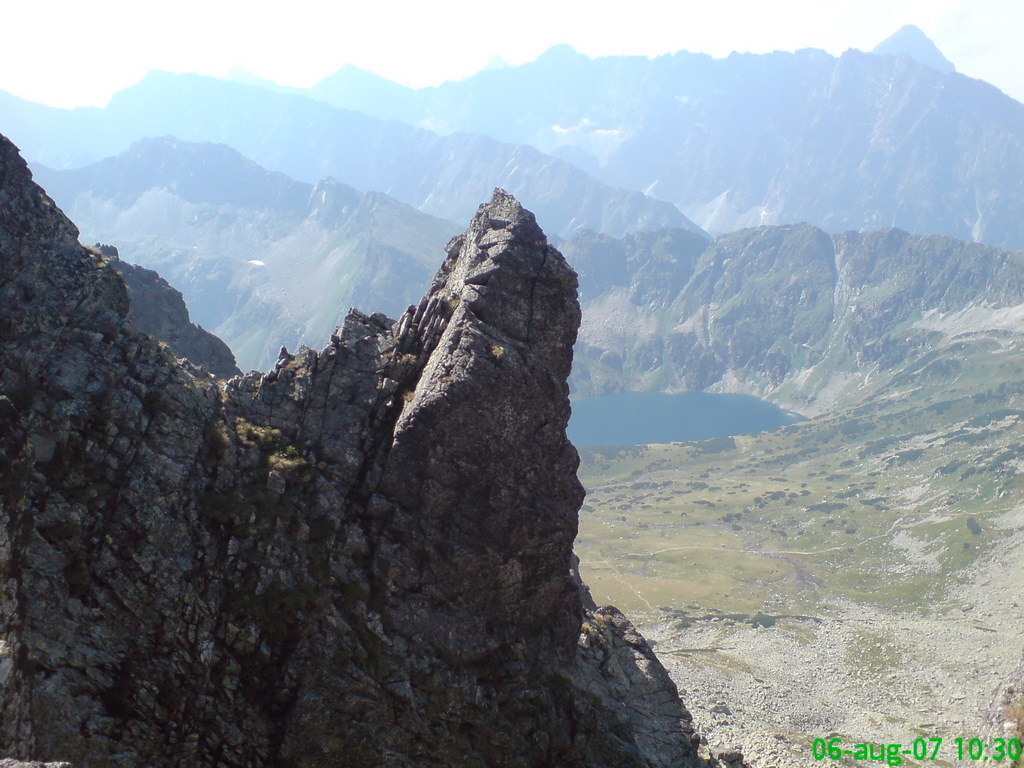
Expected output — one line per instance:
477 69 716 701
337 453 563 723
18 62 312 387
566 223 1024 414
10 29 1024 250
295 34 1024 249
0 73 700 240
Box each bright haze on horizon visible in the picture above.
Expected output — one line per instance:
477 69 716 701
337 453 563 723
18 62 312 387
7 0 1022 108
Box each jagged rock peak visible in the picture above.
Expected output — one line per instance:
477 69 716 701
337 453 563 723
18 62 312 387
0 142 711 768
871 24 955 73
0 134 81 259
426 188 580 377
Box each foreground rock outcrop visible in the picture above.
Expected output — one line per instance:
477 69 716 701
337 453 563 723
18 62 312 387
0 134 705 767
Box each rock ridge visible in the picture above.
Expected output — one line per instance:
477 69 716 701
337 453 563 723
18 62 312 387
0 132 711 767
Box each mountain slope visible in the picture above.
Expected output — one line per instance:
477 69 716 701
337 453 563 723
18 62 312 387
575 332 1024 765
101 243 241 378
871 24 956 72
0 73 701 240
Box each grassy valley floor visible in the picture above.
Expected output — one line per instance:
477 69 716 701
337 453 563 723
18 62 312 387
575 334 1024 767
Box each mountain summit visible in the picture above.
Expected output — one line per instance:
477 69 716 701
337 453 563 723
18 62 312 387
871 24 955 72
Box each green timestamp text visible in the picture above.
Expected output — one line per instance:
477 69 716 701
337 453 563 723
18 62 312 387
811 736 1023 765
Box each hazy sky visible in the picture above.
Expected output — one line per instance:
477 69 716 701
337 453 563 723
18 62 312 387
5 0 1022 108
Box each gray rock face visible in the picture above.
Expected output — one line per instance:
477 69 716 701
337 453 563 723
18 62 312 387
0 134 706 767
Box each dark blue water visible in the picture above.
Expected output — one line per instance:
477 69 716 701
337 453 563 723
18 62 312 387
567 391 801 446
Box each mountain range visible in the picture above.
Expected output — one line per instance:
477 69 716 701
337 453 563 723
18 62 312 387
31 134 1024 422
4 24 1024 766
292 29 1024 248
0 73 698 240
9 26 1024 252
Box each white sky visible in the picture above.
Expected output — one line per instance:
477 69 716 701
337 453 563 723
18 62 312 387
4 0 1022 108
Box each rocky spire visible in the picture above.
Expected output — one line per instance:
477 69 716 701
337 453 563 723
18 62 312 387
0 132 710 767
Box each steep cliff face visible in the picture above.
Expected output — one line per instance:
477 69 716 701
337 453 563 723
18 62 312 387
0 135 706 767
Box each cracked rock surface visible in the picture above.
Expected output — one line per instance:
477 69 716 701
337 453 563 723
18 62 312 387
0 132 710 768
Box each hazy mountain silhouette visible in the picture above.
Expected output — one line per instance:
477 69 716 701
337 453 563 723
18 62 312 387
300 32 1024 248
871 24 955 73
0 73 700 239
